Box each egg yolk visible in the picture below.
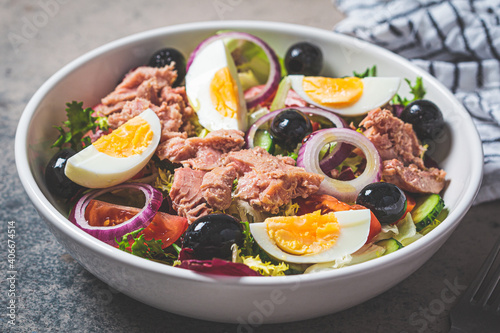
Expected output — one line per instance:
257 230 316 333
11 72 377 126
302 76 363 108
93 116 153 158
210 66 239 118
265 210 340 255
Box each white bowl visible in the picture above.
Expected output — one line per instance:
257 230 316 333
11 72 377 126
15 21 483 324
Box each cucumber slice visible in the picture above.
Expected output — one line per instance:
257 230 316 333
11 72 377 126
376 238 403 255
411 194 444 232
419 207 449 236
254 129 274 154
270 76 292 111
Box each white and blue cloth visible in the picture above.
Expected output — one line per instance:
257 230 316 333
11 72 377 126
334 0 500 204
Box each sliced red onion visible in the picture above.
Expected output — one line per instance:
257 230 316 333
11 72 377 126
393 104 405 117
318 143 354 174
69 183 163 245
297 128 382 203
337 166 356 181
246 106 346 149
186 31 281 109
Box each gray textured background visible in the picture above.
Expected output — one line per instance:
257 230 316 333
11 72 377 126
1 0 499 332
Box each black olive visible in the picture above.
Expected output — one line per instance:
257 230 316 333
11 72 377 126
44 149 83 198
356 183 407 225
147 48 186 87
284 42 323 76
270 109 313 150
182 214 243 260
400 100 445 141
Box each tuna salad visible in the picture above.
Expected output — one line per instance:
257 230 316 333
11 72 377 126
44 32 449 276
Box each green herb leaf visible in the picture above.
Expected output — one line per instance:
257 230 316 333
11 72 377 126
116 229 143 251
52 101 109 151
407 77 426 101
353 65 377 78
239 221 254 257
116 228 177 264
391 76 426 107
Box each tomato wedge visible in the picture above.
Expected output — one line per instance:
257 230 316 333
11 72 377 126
405 192 416 215
295 194 351 215
350 204 382 242
295 194 382 242
85 199 188 248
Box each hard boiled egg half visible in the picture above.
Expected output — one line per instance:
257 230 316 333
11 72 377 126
250 209 371 264
186 39 248 132
65 108 161 188
289 75 401 117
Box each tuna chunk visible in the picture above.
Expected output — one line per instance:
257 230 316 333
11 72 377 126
169 168 212 223
157 129 245 170
224 147 324 214
361 108 446 194
360 108 425 168
98 65 177 115
159 86 195 138
382 159 447 194
169 147 323 218
201 166 238 211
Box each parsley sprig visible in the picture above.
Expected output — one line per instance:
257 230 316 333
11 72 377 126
392 77 426 106
52 101 108 151
353 65 377 78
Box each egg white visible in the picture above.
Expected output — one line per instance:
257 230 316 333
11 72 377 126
249 209 371 264
186 39 247 132
64 108 161 188
289 75 401 117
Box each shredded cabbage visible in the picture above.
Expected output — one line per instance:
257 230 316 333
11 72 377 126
373 213 420 246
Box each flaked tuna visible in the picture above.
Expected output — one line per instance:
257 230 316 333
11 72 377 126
382 159 447 194
224 147 324 214
97 65 177 115
170 168 212 223
157 129 246 170
361 108 446 193
201 166 238 211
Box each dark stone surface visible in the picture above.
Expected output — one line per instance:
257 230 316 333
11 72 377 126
1 1 498 332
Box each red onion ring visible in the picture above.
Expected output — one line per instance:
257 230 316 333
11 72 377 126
69 183 163 245
297 128 382 203
318 143 354 174
246 106 346 149
186 31 281 109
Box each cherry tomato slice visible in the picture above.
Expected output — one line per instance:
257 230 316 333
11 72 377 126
85 199 188 248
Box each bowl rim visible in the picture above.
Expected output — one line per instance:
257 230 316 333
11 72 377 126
15 20 484 287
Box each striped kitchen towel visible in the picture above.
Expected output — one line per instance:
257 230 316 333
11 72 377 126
334 0 500 204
